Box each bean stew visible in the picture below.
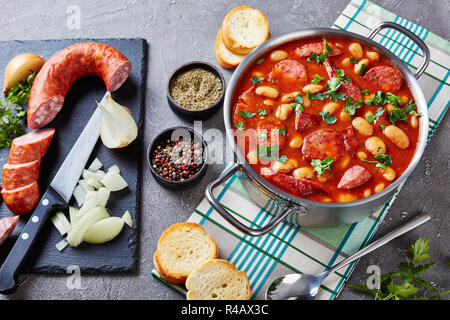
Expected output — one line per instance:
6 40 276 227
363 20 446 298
232 37 420 203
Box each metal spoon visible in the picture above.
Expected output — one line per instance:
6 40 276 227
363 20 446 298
265 212 431 300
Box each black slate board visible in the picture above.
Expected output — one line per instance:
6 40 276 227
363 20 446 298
0 38 147 273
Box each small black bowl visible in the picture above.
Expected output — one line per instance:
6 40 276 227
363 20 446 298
147 126 208 190
167 61 226 120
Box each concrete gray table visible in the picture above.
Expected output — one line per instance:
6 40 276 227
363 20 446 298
0 0 448 300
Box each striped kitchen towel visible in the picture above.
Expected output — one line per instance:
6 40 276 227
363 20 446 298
152 0 450 300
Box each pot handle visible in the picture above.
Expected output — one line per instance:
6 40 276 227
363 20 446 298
368 21 430 79
205 163 292 237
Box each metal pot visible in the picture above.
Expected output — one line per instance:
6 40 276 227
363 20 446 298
206 22 430 236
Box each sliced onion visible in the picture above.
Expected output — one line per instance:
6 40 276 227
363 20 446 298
66 206 110 247
121 210 133 228
107 165 120 174
100 171 128 191
97 187 111 207
88 158 103 172
83 217 124 244
51 211 71 236
97 96 138 149
69 206 79 227
55 238 69 252
73 185 87 207
86 178 103 190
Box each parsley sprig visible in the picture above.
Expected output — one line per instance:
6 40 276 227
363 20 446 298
349 237 450 300
311 157 334 176
0 72 35 148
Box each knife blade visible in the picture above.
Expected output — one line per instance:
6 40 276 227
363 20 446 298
0 91 109 294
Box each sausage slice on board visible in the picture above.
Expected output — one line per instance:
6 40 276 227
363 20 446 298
1 182 40 216
2 160 41 190
8 128 55 164
27 42 131 129
0 216 19 247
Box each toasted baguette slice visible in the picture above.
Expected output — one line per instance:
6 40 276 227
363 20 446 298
221 5 269 55
186 259 251 300
215 28 246 69
154 222 218 284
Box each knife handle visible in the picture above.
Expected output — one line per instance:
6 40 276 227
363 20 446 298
0 187 65 294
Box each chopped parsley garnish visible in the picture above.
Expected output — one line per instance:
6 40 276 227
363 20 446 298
367 108 386 123
361 89 370 96
389 108 408 125
361 153 393 169
238 111 256 119
318 111 337 124
404 100 420 116
307 52 327 64
234 121 245 130
278 128 286 136
358 63 367 76
380 124 386 130
323 37 334 54
257 109 267 116
365 91 403 107
386 92 404 106
290 93 304 113
279 155 288 163
311 157 334 176
344 97 363 118
324 77 346 102
257 144 280 160
306 91 326 101
251 75 265 85
350 57 360 63
256 58 265 65
312 74 324 84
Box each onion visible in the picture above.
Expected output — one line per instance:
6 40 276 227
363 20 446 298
97 96 138 149
88 158 103 172
121 210 133 228
100 171 128 191
3 53 45 94
83 217 124 244
66 206 109 247
51 211 71 236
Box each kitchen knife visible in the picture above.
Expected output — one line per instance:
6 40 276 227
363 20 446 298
0 92 109 294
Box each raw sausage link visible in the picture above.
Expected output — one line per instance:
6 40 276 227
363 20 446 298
0 216 19 246
342 126 359 157
295 112 319 133
302 129 345 161
8 128 55 164
28 42 131 129
3 160 40 190
271 173 329 197
270 59 308 92
363 66 403 92
295 42 342 58
337 165 371 190
1 182 40 215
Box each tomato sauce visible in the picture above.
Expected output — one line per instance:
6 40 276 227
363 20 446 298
231 37 419 203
